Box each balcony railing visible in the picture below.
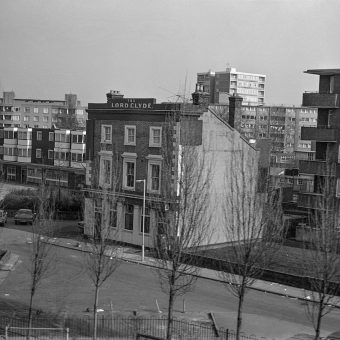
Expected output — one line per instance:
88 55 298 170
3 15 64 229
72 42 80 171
301 126 338 142
299 160 336 176
303 92 340 108
297 192 323 209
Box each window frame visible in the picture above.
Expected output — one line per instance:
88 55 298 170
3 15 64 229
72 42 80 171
99 156 112 188
36 131 42 141
140 206 150 234
124 204 134 231
124 125 136 146
122 153 137 191
101 124 112 143
48 150 54 160
149 127 162 147
36 148 42 159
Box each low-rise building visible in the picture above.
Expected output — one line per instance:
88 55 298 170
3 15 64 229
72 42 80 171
0 91 87 130
0 127 85 189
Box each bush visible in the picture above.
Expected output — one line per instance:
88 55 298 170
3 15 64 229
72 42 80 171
1 189 40 211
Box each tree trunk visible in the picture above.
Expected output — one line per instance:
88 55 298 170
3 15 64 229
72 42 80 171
93 284 99 340
27 286 35 340
314 300 323 340
236 282 246 340
166 287 175 340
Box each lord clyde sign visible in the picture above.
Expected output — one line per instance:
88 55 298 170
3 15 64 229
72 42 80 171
111 98 155 109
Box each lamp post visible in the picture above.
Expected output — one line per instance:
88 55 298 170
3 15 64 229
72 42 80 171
136 179 146 262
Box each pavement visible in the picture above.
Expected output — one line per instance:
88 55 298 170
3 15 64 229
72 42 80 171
26 233 340 310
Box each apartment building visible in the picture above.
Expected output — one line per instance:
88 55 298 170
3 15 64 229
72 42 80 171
197 67 266 106
0 91 87 130
84 91 261 247
298 69 340 212
208 103 317 168
0 127 85 189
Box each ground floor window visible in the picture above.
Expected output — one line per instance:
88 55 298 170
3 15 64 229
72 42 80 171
7 167 16 181
140 207 150 234
124 204 134 231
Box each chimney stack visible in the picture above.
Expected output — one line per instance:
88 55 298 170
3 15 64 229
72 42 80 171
106 90 124 103
228 94 243 129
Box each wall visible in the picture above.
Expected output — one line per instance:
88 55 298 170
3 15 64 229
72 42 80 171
199 109 260 245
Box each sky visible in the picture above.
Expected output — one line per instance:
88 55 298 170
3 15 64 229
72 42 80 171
0 0 339 107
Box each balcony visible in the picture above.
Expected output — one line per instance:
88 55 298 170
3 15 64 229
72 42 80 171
297 193 323 209
302 92 340 108
301 126 338 142
299 160 336 176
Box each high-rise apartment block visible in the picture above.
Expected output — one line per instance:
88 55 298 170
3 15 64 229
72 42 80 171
197 67 266 106
298 69 340 209
0 91 87 130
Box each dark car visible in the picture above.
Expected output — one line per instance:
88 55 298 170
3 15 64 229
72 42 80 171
14 209 36 225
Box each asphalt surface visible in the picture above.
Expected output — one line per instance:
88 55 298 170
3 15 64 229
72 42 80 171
1 219 340 339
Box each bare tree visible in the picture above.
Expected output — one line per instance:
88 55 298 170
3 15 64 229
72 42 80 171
84 155 121 340
155 111 212 340
301 161 340 340
27 185 55 337
219 143 283 340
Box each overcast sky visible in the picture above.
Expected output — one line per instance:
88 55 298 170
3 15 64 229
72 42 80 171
0 0 339 106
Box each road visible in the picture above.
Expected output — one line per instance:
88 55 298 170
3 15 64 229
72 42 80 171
1 219 340 339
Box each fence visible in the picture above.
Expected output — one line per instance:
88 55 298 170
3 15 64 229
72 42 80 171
0 316 269 340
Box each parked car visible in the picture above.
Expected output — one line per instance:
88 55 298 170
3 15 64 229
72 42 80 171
14 209 36 225
0 210 7 226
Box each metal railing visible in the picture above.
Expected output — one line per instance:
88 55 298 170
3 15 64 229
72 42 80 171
0 316 271 340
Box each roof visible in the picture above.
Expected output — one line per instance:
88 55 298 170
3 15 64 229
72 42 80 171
305 69 340 76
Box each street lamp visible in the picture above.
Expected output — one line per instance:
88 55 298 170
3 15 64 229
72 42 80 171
136 179 146 262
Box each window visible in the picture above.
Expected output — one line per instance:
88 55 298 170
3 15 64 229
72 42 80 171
140 207 150 234
12 115 20 121
18 131 31 140
24 107 31 113
34 116 39 122
24 116 29 122
4 130 15 139
124 204 134 231
122 153 137 190
124 125 136 145
49 132 54 141
52 108 58 114
48 150 54 159
148 162 161 192
149 127 162 147
101 125 112 143
33 108 39 114
7 167 16 181
109 201 117 228
43 116 49 122
37 131 42 141
18 148 31 157
43 107 49 114
72 134 84 143
36 149 42 158
55 132 69 143
99 157 112 187
126 162 135 188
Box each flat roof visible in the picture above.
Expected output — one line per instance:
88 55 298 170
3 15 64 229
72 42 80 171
305 69 340 76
